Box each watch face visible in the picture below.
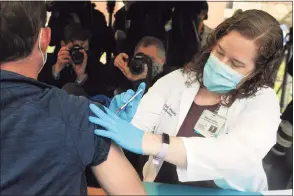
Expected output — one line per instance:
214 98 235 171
162 133 170 144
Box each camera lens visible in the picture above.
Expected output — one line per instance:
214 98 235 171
70 45 84 65
128 53 152 75
129 60 144 75
72 51 84 64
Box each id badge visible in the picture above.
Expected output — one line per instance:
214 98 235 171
194 110 226 138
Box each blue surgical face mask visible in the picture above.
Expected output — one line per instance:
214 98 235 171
203 53 244 94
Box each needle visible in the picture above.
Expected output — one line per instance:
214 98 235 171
116 89 143 115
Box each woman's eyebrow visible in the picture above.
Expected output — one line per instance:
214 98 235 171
218 44 246 66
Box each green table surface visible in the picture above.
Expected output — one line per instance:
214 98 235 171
143 182 261 195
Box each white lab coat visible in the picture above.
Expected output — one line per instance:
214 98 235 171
131 69 281 192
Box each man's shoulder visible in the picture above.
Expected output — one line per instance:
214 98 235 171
50 86 85 100
49 87 90 113
50 89 111 167
40 87 89 124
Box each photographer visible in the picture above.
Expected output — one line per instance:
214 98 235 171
39 23 111 97
113 36 166 94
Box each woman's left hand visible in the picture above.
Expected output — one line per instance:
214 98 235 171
89 103 145 155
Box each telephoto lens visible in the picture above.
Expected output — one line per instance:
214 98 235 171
70 45 84 65
128 53 152 75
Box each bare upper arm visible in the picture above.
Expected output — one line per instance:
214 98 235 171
91 142 146 195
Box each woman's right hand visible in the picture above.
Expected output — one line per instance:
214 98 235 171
89 104 145 155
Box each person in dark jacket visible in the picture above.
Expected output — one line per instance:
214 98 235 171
38 23 113 97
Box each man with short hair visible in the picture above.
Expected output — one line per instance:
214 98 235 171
114 36 166 91
0 2 145 195
38 23 112 97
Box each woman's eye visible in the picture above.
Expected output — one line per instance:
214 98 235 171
232 62 243 68
217 51 224 56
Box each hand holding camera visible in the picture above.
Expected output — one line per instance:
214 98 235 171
55 44 88 81
70 46 88 81
55 43 73 74
114 53 129 71
114 53 150 82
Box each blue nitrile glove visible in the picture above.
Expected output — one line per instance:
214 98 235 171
108 82 146 122
89 103 145 155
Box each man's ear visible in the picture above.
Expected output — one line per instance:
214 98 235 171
160 56 166 65
41 27 51 53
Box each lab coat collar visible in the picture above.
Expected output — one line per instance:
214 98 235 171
175 81 230 134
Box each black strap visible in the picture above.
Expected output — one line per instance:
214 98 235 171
162 133 170 144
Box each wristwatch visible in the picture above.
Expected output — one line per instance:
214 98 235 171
152 133 170 165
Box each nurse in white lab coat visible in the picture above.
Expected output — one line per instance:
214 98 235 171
88 10 284 192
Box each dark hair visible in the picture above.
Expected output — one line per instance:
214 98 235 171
135 36 166 58
202 2 209 20
202 1 208 12
233 9 243 17
184 9 284 106
0 2 46 63
63 23 92 44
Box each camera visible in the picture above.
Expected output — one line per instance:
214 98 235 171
70 45 84 65
126 53 153 75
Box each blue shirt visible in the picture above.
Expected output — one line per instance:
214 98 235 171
0 70 111 195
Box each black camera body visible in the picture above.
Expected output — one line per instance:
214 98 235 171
126 53 153 75
70 45 84 65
